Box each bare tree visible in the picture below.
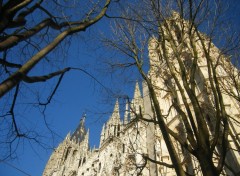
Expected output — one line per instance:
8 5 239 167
0 0 112 160
104 0 240 175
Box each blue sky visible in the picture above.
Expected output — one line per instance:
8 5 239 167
0 1 240 176
0 11 138 175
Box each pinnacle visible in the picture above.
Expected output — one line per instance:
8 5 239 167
110 99 120 123
133 82 142 100
124 100 129 124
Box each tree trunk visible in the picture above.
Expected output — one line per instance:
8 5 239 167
197 151 219 176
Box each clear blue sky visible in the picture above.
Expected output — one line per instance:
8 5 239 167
0 1 239 176
0 12 138 176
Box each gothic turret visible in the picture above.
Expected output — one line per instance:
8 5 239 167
104 100 122 140
130 82 143 119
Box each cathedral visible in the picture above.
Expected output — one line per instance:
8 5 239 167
43 13 240 176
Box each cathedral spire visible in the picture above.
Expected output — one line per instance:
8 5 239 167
70 114 87 143
110 99 120 123
105 99 121 138
133 82 141 100
131 82 143 119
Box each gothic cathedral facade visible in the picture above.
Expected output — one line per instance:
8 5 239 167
43 13 240 176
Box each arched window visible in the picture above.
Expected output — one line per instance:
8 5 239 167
117 124 120 136
99 163 101 172
114 125 116 136
64 147 71 162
